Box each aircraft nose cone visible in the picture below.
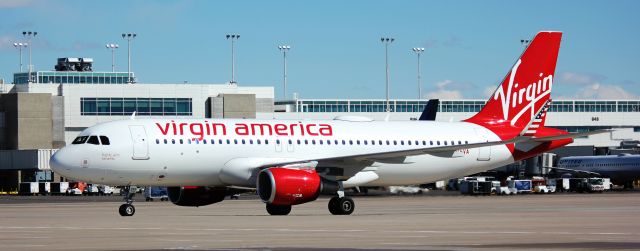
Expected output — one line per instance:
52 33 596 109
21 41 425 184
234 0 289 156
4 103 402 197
50 148 74 177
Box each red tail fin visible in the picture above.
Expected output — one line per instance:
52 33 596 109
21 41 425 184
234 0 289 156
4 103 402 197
465 31 562 139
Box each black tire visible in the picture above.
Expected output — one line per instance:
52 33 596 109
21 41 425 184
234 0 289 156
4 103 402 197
118 204 135 216
266 204 291 215
329 197 355 215
328 196 340 215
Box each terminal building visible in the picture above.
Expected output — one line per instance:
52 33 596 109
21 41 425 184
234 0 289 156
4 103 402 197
0 57 638 191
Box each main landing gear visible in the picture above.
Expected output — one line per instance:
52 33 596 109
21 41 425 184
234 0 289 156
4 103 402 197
328 181 354 215
328 196 355 215
119 186 135 216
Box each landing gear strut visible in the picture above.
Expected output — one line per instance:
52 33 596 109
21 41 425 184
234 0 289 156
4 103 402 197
119 186 136 216
328 181 355 215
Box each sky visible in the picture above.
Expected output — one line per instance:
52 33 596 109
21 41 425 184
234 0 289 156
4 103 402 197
0 0 638 100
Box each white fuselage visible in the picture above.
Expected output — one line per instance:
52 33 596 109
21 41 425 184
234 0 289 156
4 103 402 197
51 118 515 187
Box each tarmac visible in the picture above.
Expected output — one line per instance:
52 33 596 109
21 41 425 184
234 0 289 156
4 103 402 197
0 191 639 251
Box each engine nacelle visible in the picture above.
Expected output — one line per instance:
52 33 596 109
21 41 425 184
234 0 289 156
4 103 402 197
167 186 226 207
257 167 338 206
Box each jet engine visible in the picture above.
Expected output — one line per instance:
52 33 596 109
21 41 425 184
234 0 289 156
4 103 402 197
257 167 338 206
167 186 227 207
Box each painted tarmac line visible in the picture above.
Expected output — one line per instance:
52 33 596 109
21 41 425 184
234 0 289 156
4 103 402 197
0 225 636 237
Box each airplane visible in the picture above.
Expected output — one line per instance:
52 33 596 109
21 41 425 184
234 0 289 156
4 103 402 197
50 31 604 217
556 154 640 189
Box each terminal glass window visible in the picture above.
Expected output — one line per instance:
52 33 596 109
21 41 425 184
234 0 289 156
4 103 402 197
81 98 193 116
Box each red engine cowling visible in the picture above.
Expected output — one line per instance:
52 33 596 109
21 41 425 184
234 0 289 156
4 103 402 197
257 168 338 206
167 186 226 207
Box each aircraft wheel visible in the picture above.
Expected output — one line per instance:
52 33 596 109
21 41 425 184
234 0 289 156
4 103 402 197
119 204 135 216
329 197 355 215
266 204 291 215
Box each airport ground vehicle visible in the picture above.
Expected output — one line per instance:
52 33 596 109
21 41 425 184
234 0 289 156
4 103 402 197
144 186 169 201
507 180 532 194
460 180 492 195
568 178 605 193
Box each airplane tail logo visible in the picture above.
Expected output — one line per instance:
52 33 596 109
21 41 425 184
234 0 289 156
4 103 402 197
465 31 562 139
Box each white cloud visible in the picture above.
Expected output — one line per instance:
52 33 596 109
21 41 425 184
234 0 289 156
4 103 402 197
559 72 605 85
424 79 464 99
483 86 496 98
556 71 638 99
573 83 638 99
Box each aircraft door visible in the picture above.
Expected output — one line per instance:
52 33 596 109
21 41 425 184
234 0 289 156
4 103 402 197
474 128 491 161
129 125 150 160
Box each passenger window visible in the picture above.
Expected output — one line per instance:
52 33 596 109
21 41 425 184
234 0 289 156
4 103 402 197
188 139 192 144
458 140 462 145
407 141 411 145
356 140 360 145
379 140 383 145
444 141 448 145
319 140 323 145
87 136 100 145
423 140 426 145
276 139 280 144
180 139 184 144
211 139 215 144
234 139 238 144
265 140 269 144
172 139 176 144
342 140 346 145
437 141 440 145
257 139 261 144
288 139 292 144
305 140 309 145
250 139 253 144
349 140 353 145
327 140 331 145
430 141 433 145
364 140 368 145
401 140 404 145
242 139 246 144
393 140 397 145
334 140 339 145
163 139 167 144
99 136 110 145
312 140 316 145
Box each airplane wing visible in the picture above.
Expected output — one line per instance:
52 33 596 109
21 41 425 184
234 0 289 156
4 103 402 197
241 130 612 182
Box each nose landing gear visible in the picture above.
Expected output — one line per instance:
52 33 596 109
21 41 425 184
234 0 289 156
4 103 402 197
119 186 136 216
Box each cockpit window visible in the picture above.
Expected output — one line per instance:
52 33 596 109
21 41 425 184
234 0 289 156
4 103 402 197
87 136 100 145
72 136 88 145
99 136 110 145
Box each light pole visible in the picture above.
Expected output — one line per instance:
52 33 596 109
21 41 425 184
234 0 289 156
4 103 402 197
226 34 240 84
412 47 425 99
122 33 137 83
278 45 291 100
381 37 394 112
105 44 119 72
13 42 28 72
22 31 37 83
